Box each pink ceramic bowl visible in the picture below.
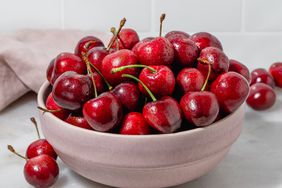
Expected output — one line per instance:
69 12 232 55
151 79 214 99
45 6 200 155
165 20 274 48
37 81 245 188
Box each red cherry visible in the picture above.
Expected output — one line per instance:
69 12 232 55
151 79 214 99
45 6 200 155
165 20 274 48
138 65 175 98
101 49 139 86
180 91 219 127
52 71 94 110
247 83 276 110
86 46 109 73
46 59 54 83
65 115 93 130
50 53 87 85
165 31 190 40
269 62 282 88
250 68 275 88
134 37 174 66
83 92 123 132
24 155 59 188
197 47 229 81
111 28 140 50
112 82 141 112
8 145 59 188
120 112 151 135
176 68 205 93
143 96 182 134
190 32 223 51
26 118 57 160
211 72 249 114
132 37 154 55
269 62 282 87
133 14 174 66
74 36 104 58
168 37 199 67
26 139 57 160
45 93 69 120
229 59 250 82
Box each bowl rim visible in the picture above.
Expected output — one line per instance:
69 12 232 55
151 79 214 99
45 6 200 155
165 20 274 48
37 81 244 139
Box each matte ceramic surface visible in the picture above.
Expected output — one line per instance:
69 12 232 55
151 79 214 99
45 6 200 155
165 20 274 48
37 81 244 188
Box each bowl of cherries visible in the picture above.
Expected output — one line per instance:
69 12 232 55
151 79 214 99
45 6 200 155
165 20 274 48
37 15 250 188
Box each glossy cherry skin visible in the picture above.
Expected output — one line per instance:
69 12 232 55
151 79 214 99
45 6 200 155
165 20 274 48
269 62 282 87
86 46 109 72
26 139 57 160
46 93 69 120
111 28 140 50
132 37 154 55
250 68 275 88
65 115 93 130
74 36 104 58
211 72 249 114
120 112 151 135
133 37 174 66
139 65 175 98
101 49 139 86
168 37 199 67
190 32 223 51
112 82 141 112
165 31 190 40
87 72 105 94
143 97 182 134
52 71 93 110
24 154 59 188
83 92 123 132
180 91 219 127
197 47 229 81
46 59 54 83
176 68 205 94
229 59 250 82
50 53 87 85
247 83 276 110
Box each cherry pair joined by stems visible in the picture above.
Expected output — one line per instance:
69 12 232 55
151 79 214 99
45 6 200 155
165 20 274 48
7 118 59 188
180 61 220 127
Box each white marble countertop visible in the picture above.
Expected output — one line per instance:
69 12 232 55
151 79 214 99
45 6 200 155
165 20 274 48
0 90 282 188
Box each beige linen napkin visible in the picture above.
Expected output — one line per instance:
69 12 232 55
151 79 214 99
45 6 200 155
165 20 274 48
0 29 109 111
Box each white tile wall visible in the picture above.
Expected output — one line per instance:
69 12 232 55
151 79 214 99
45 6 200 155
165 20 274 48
64 0 151 32
245 0 282 32
153 0 242 32
0 0 282 69
0 0 61 31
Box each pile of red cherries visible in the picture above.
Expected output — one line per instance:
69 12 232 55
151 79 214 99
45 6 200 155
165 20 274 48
42 14 254 135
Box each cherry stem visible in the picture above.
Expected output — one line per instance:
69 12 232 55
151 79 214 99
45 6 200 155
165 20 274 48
30 117 41 139
81 52 98 97
83 40 96 52
107 18 126 51
37 106 62 114
81 52 112 91
7 145 27 161
111 64 156 74
159 13 166 37
122 74 157 102
198 58 212 91
110 27 119 51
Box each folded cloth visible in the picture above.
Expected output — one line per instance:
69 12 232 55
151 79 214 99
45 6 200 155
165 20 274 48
0 29 110 111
